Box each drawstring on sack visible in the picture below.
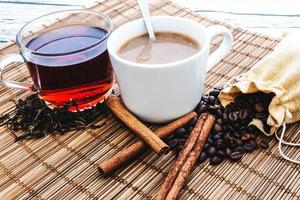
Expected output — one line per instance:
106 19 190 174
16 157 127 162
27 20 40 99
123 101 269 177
275 123 300 164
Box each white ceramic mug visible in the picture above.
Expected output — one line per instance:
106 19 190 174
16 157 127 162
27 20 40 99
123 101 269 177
107 16 233 123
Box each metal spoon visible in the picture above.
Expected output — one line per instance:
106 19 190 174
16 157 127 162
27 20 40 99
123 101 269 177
136 0 156 62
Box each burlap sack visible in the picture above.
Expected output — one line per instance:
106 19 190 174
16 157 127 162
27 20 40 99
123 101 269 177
218 33 300 163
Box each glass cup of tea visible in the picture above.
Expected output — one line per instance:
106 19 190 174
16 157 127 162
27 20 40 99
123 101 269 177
0 10 114 110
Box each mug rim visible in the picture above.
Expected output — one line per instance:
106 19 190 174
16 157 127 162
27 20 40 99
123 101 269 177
107 16 209 68
16 9 113 56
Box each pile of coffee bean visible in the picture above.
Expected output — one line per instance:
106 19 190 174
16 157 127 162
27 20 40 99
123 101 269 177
165 85 274 165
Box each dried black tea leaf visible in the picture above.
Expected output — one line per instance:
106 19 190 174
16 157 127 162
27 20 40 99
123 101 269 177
1 94 107 141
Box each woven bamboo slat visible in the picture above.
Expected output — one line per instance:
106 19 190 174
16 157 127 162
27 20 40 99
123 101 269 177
0 0 299 199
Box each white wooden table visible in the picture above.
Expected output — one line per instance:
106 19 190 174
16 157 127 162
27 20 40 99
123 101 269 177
1 0 300 46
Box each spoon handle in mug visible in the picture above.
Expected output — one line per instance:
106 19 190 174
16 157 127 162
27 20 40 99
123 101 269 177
0 54 34 91
137 0 156 40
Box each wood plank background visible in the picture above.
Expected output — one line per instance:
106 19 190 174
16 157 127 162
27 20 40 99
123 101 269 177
1 0 300 46
174 0 300 38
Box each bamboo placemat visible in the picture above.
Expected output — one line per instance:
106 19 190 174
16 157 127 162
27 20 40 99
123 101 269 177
1 0 300 199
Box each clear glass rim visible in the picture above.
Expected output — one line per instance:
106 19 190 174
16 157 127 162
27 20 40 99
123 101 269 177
16 9 113 56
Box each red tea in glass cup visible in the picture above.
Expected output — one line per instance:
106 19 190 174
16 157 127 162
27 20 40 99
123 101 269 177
0 10 114 110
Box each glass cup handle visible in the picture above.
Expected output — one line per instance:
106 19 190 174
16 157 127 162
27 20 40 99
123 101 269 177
0 54 34 91
207 25 233 71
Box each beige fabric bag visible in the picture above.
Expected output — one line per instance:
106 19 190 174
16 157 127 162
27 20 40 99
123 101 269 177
218 33 300 163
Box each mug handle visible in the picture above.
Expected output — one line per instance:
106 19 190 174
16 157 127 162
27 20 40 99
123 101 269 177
0 54 34 91
207 25 233 71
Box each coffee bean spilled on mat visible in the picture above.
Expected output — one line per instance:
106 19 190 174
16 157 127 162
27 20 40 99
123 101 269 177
165 85 274 165
0 94 106 141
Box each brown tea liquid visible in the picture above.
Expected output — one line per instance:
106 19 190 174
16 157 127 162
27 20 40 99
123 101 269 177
26 25 113 110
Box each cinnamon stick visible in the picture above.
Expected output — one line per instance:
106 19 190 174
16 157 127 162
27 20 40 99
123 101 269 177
105 95 169 155
156 113 208 200
98 111 198 175
165 114 215 200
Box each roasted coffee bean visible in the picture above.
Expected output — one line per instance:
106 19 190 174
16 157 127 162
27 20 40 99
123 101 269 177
248 125 263 135
222 126 228 132
174 128 187 138
200 101 207 106
187 117 197 127
208 146 217 156
213 123 222 132
255 112 266 119
217 132 225 137
212 134 222 141
216 118 223 125
216 150 226 158
223 113 228 122
240 126 249 133
210 156 224 165
208 95 216 104
224 132 231 141
243 142 256 152
209 89 220 97
226 124 235 132
232 122 240 130
238 109 248 120
241 133 251 142
216 139 226 150
216 109 223 118
260 138 270 149
204 143 210 151
201 95 209 102
229 138 242 148
224 106 231 113
228 102 238 111
182 134 189 140
197 104 207 114
198 151 207 164
207 137 214 145
232 131 242 139
214 104 222 110
229 139 238 148
166 134 174 141
230 151 243 161
249 132 258 140
177 138 186 146
208 105 217 114
229 112 239 122
250 140 258 147
247 125 257 132
255 103 265 112
233 146 245 153
215 98 221 105
167 139 178 149
225 148 232 157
